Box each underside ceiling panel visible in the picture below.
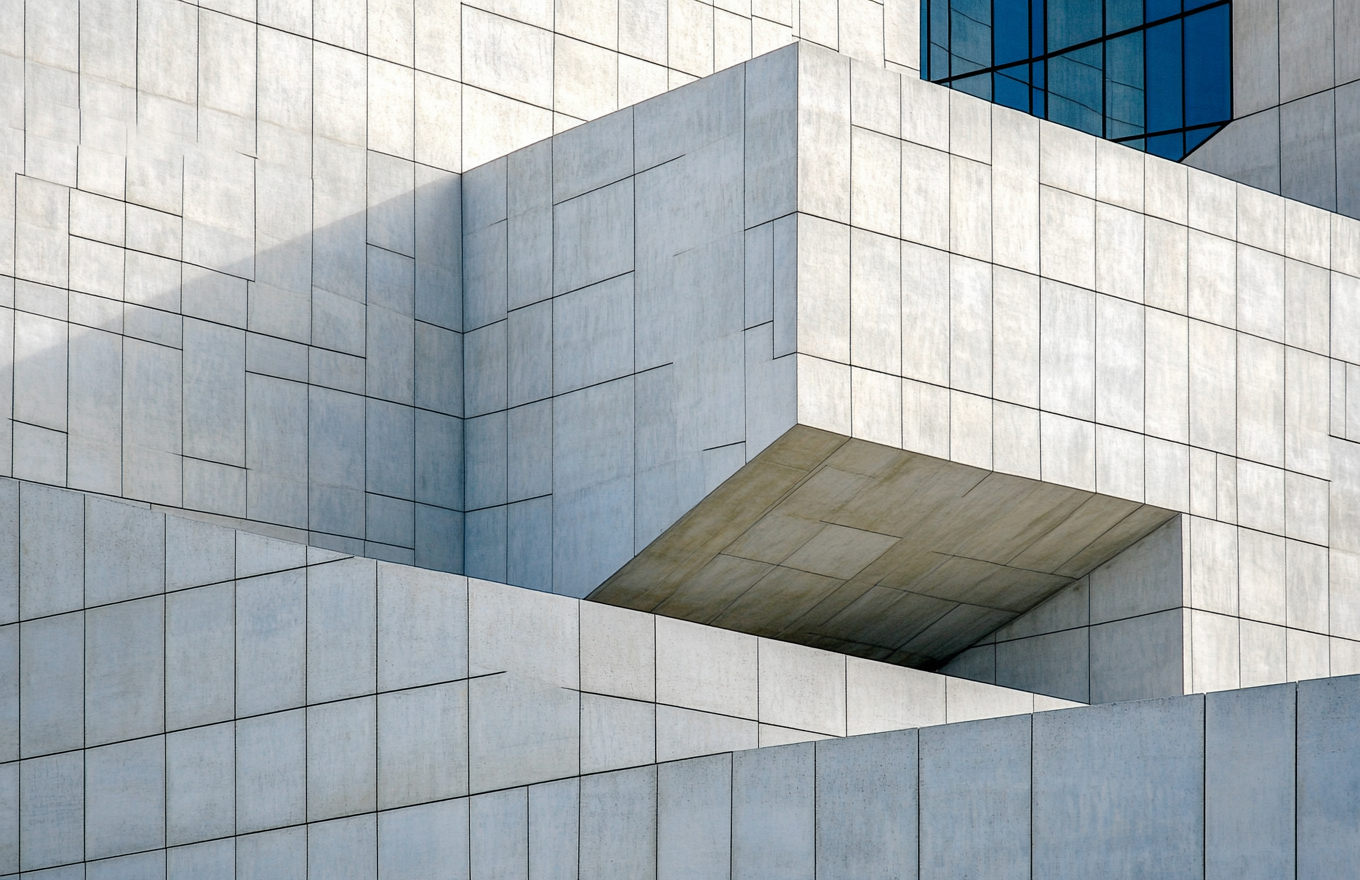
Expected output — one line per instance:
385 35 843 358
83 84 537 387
591 425 1176 668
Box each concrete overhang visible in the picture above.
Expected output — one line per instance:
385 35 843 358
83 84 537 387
592 426 1174 667
465 40 1276 667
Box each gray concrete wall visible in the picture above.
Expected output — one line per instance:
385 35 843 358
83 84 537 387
1186 0 1360 219
16 558 1360 880
3 473 1069 875
8 0 1360 711
946 516 1191 703
458 49 802 596
594 430 1177 670
0 0 920 571
4 0 470 569
953 504 1360 702
437 676 1349 880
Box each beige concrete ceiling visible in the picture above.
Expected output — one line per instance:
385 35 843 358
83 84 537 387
590 426 1175 668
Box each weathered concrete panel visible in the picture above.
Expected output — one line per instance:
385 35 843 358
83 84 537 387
1033 697 1205 879
817 728 919 879
920 715 1029 880
1205 683 1295 880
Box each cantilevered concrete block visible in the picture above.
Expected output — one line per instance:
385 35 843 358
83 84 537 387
455 39 1346 692
600 428 1175 667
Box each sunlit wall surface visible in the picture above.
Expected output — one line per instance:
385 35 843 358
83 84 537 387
921 0 1232 160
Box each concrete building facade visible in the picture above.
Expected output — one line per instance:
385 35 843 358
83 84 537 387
0 0 922 572
8 0 1360 875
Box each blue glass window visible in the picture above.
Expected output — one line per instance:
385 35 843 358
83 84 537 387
950 0 993 76
1106 0 1142 34
1184 6 1231 126
954 71 993 100
1144 20 1183 133
1048 44 1103 135
1146 0 1181 21
994 0 1029 65
1031 60 1046 116
921 0 1232 161
1105 32 1144 139
927 0 951 79
1185 127 1216 152
1030 0 1044 56
994 63 1031 112
1147 131 1185 159
1047 0 1100 50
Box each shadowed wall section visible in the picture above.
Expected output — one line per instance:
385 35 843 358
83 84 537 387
593 425 1176 668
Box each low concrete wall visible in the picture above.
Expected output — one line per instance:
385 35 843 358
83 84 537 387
17 628 1360 878
356 677 1348 880
5 476 1065 875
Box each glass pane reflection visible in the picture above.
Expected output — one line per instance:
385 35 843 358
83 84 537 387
1048 45 1103 136
951 0 993 75
1105 32 1145 139
1184 6 1231 127
994 64 1031 112
1047 0 1100 50
922 0 1232 160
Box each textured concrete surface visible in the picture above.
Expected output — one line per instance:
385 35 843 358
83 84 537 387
7 6 1360 874
4 2 1360 699
2 473 1069 875
474 41 1360 690
12 576 1360 880
594 427 1175 667
0 0 918 572
946 517 1191 701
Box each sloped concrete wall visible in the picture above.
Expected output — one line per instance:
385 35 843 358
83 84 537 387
4 474 1066 875
596 429 1178 669
946 516 1192 703
448 678 1355 880
18 563 1360 880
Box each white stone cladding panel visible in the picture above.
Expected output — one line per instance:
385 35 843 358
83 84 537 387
4 0 1359 744
951 508 1360 703
456 43 1353 607
457 49 810 595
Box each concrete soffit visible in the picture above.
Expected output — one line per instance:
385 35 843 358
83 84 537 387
573 45 1183 665
592 425 1176 668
